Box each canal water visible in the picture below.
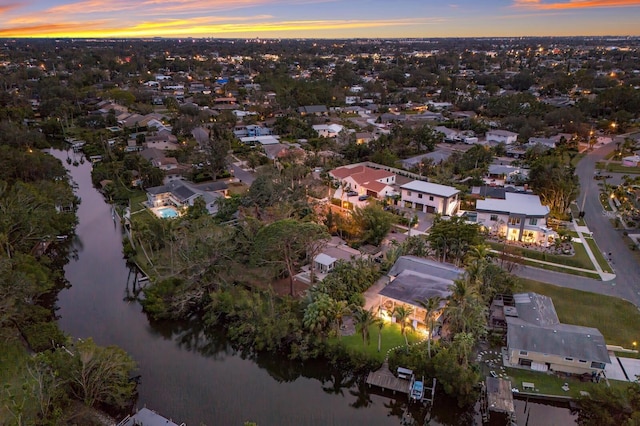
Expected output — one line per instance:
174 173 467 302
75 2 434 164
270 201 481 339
52 150 575 426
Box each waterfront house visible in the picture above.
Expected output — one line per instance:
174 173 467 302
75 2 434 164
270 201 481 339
400 181 460 215
377 256 463 329
504 293 610 375
475 192 554 245
146 180 227 215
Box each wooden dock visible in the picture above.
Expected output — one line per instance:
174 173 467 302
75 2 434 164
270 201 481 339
366 361 412 394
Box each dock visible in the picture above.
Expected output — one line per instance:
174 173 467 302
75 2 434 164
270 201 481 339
117 407 185 426
481 376 516 424
366 361 412 395
366 362 436 404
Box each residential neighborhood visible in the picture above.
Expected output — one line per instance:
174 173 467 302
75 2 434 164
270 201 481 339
3 35 640 425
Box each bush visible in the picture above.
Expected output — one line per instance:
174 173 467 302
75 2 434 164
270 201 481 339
23 322 66 352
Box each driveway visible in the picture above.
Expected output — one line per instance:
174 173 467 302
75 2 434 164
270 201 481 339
230 162 256 185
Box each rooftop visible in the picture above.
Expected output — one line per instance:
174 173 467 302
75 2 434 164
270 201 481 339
476 193 549 217
400 180 460 198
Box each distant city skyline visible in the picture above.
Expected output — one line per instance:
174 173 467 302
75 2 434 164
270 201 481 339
1 0 640 39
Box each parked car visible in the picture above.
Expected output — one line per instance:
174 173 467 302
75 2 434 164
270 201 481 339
358 195 369 201
347 191 358 197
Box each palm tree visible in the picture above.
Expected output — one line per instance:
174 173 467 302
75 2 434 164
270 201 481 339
376 319 385 352
415 296 442 358
353 307 379 347
331 300 351 339
452 332 475 366
393 305 414 348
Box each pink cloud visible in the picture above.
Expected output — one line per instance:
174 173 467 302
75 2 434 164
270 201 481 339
513 0 640 9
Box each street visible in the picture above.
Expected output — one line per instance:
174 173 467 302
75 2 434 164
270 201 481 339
515 142 640 307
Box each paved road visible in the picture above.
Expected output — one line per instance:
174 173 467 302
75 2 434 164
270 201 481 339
230 163 256 185
510 143 640 307
574 143 640 306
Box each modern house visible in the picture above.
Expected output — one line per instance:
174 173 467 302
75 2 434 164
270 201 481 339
329 165 396 199
503 293 610 375
146 180 227 216
400 180 460 215
476 193 554 245
377 256 463 329
486 129 519 145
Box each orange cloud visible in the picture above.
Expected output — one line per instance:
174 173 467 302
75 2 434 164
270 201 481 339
0 17 437 38
0 3 21 14
513 0 640 9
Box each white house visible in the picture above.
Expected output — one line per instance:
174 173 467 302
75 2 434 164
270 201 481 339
433 126 462 142
330 165 396 199
146 180 227 216
313 123 344 138
527 137 556 150
400 180 460 215
486 129 519 145
476 193 555 245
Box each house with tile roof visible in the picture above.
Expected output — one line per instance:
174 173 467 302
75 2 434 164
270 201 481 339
329 165 396 199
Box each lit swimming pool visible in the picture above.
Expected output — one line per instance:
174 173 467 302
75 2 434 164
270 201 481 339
157 207 179 219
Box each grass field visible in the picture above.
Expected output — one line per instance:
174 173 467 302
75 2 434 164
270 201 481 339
336 321 423 362
518 279 640 348
488 241 595 271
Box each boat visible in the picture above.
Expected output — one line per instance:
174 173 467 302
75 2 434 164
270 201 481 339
410 378 424 402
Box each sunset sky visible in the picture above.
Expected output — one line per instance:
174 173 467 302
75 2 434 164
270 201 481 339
1 0 639 39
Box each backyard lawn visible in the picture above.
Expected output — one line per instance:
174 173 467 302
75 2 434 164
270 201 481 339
505 367 630 398
518 279 640 349
336 321 424 362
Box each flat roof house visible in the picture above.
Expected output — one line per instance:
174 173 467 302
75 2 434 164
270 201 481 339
505 293 610 375
400 181 460 216
476 193 554 245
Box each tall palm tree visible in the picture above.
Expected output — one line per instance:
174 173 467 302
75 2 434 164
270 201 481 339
376 319 385 353
353 307 378 347
415 296 442 358
331 300 351 339
393 305 414 348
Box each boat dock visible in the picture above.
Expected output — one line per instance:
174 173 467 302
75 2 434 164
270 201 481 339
366 362 412 395
481 376 516 424
366 362 436 404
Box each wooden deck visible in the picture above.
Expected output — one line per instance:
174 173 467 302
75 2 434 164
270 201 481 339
366 361 412 394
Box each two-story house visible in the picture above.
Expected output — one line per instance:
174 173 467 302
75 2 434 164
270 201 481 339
476 193 554 244
486 129 519 145
330 165 396 199
400 181 460 215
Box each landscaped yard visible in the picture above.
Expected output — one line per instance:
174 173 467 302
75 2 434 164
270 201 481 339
518 279 640 349
336 321 424 362
488 241 595 271
600 192 613 211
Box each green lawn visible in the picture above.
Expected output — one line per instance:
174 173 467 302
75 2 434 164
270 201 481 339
505 367 629 398
488 241 595 271
583 236 613 273
605 163 640 174
518 279 640 348
129 193 149 213
336 321 424 362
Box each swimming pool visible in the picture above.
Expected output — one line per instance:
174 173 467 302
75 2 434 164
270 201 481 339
157 207 179 219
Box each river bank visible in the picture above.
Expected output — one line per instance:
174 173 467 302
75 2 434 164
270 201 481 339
52 149 576 425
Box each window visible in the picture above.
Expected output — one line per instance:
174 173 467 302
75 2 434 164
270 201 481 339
429 196 434 201
407 191 412 196
509 217 521 225
529 218 538 225
579 360 587 363
591 361 605 369
519 350 528 356
519 359 532 367
490 214 498 221
418 194 423 199
564 357 574 362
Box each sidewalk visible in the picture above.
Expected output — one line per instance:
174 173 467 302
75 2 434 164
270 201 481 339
572 220 617 281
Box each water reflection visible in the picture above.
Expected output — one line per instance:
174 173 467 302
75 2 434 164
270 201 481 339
51 148 575 426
